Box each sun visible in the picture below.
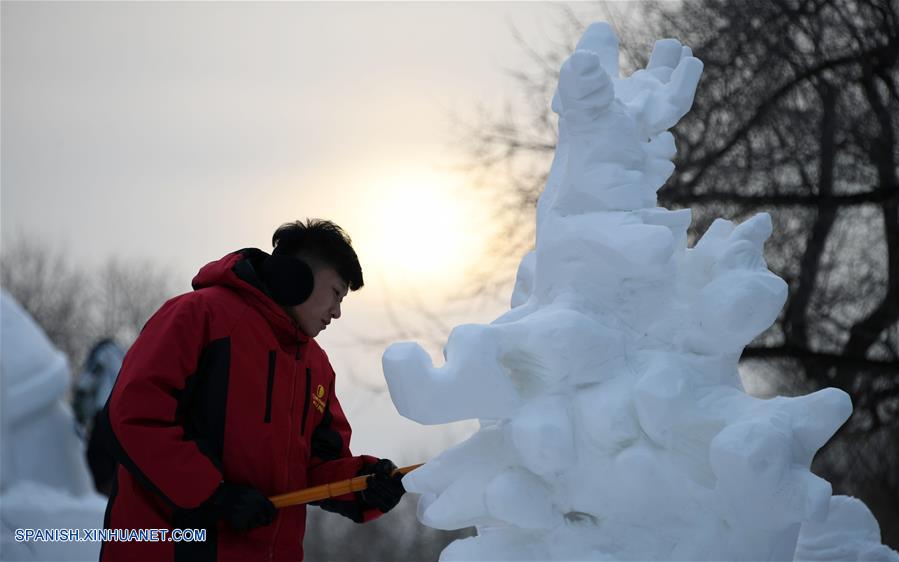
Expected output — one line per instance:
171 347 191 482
353 173 478 287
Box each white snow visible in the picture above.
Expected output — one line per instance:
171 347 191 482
382 22 898 561
796 496 899 562
1 290 107 561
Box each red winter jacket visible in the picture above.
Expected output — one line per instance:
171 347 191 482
100 249 381 562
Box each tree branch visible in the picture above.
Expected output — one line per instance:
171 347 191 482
679 42 896 188
741 345 899 375
783 84 838 349
662 186 898 207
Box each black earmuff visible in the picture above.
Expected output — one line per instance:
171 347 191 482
261 254 314 306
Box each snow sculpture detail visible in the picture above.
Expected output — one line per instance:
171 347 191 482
1 290 107 561
383 23 897 561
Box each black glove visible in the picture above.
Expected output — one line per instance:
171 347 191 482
212 482 277 531
359 459 405 513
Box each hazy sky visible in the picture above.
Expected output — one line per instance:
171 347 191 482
2 1 614 461
2 1 599 283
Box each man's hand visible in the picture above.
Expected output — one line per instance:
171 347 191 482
359 458 405 513
212 482 277 531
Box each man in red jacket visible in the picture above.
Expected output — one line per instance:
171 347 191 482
98 219 405 561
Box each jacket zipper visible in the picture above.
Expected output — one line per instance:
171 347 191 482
301 367 312 436
263 351 276 423
295 329 312 436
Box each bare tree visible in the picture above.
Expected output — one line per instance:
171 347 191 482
93 256 174 347
459 0 899 546
1 235 174 372
0 234 95 368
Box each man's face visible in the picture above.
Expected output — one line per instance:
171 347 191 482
284 266 348 337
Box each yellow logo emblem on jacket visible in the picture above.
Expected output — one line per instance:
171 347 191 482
312 384 326 414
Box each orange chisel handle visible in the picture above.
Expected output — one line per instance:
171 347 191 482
269 463 423 509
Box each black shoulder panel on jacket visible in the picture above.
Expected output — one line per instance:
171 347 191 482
101 337 231 513
174 337 231 471
151 337 230 561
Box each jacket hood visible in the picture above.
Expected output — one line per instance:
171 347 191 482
191 249 309 344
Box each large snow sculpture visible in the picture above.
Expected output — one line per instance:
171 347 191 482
383 23 897 561
1 290 107 561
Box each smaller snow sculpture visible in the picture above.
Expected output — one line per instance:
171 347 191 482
1 290 107 561
74 338 125 430
383 23 898 561
74 338 125 494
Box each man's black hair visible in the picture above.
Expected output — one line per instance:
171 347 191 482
271 219 364 291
